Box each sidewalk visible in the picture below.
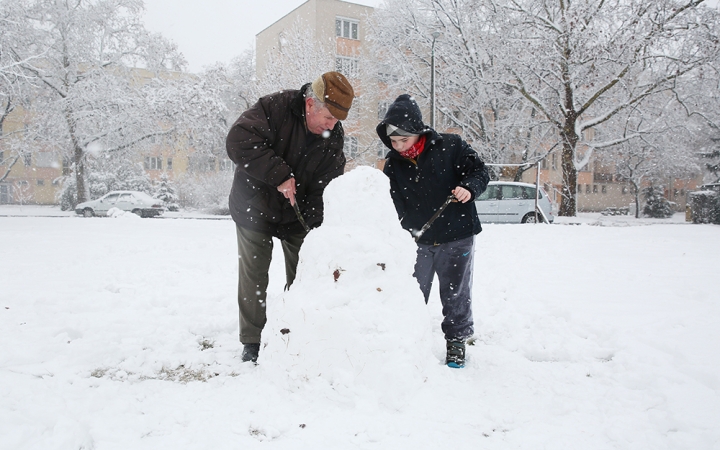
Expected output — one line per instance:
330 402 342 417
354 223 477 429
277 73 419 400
0 205 231 220
0 204 689 225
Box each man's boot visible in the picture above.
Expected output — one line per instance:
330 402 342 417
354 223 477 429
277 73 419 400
241 343 260 363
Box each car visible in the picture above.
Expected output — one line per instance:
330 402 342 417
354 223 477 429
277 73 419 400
475 181 554 223
75 191 165 218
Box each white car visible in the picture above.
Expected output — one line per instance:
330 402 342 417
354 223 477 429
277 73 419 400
475 181 554 223
75 191 165 218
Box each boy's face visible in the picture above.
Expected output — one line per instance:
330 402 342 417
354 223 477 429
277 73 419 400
389 134 419 153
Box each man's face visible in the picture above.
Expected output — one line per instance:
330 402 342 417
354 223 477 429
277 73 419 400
305 98 339 136
389 134 420 153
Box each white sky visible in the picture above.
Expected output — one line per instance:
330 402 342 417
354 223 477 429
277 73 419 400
142 0 382 73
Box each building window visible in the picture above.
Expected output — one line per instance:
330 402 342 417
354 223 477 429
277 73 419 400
336 18 359 40
377 141 387 158
585 184 591 194
378 101 389 121
378 71 398 84
167 157 173 171
0 184 11 204
593 184 598 194
188 155 216 173
219 159 234 171
37 179 44 186
335 56 359 78
144 156 163 170
23 153 31 166
35 152 55 168
601 185 607 194
551 153 557 170
62 157 72 176
344 136 359 159
0 151 4 163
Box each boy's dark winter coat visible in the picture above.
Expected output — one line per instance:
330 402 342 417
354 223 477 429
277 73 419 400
226 84 346 239
378 95 489 245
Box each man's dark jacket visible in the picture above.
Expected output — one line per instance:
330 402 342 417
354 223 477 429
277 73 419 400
377 95 489 245
226 84 346 239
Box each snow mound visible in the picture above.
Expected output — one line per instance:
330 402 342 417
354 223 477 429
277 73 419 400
107 207 141 219
263 166 434 394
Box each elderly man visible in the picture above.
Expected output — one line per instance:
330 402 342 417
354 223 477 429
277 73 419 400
226 72 355 363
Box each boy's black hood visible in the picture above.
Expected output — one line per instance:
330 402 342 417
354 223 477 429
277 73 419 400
376 94 432 151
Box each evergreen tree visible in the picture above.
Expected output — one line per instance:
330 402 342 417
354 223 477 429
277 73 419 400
154 173 180 211
642 186 675 219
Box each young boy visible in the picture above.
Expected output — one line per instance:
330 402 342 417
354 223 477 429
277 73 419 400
377 94 489 368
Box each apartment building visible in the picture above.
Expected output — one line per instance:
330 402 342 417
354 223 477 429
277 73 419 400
255 0 379 169
0 103 63 205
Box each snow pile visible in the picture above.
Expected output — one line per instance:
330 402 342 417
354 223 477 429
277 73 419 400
263 166 434 395
106 207 141 219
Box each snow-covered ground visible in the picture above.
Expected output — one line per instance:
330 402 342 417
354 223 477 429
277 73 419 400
1 167 718 449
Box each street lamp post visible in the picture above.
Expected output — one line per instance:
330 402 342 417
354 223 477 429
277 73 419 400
430 31 440 129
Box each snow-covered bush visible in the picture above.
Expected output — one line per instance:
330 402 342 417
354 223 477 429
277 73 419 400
689 189 720 224
175 171 232 214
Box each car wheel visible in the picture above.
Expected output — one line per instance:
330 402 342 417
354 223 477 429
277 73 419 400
522 211 543 223
83 208 94 218
132 209 144 218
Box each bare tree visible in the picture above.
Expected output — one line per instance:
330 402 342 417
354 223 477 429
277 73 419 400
370 0 720 216
224 48 258 120
667 61 720 183
10 0 186 204
368 0 554 170
490 0 720 216
0 0 41 183
255 18 334 96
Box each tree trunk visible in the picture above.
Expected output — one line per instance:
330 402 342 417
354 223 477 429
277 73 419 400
632 184 641 219
66 108 87 204
559 107 579 216
74 145 86 204
559 138 578 216
559 32 578 217
514 108 537 182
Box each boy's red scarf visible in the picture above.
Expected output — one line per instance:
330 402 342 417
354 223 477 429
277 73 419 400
399 135 426 160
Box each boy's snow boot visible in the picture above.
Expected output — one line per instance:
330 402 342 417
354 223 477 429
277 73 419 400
241 343 260 363
446 339 466 368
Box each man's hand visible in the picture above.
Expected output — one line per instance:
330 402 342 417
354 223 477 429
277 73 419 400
452 186 472 203
278 178 297 205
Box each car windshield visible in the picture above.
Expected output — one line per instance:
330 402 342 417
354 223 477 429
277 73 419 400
132 192 156 203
